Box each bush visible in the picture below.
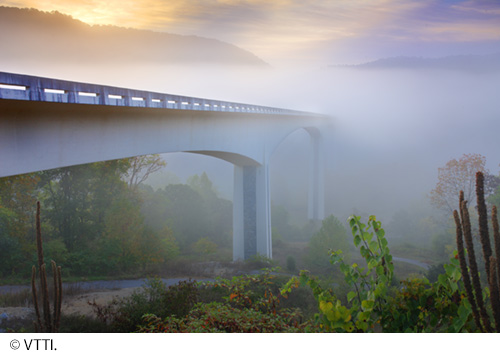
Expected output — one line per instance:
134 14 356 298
242 254 275 270
58 314 111 333
90 278 199 332
425 263 446 283
282 215 476 333
134 271 317 332
306 215 350 271
286 256 296 273
138 302 312 332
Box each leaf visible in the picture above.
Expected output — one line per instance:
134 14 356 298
367 258 377 270
438 274 447 286
361 300 375 310
320 300 333 313
376 265 385 276
347 291 357 302
369 240 379 253
363 231 373 241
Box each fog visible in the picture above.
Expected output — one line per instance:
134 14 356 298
3 59 499 227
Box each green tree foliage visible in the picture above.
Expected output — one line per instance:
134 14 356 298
0 156 180 278
0 205 24 276
192 237 217 258
286 256 297 272
385 198 446 249
38 160 131 250
271 204 316 242
158 226 180 261
140 175 232 253
306 215 350 270
100 197 147 272
0 173 40 255
187 172 218 200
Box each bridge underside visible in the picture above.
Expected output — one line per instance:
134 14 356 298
1 95 325 261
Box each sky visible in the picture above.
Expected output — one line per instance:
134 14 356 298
2 0 500 65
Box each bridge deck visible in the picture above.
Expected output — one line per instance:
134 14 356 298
0 71 309 116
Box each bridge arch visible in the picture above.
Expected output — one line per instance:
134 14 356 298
269 126 325 222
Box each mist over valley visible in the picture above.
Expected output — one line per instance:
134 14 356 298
1 3 500 336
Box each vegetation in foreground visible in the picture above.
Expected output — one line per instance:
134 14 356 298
88 173 500 332
5 171 493 333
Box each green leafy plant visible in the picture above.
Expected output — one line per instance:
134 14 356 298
382 255 474 332
282 215 475 332
282 215 393 332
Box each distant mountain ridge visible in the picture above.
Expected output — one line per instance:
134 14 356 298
338 53 500 72
0 6 268 66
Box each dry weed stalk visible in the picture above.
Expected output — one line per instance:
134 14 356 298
453 172 500 332
31 201 62 332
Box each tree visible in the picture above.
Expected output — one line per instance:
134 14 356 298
487 165 500 208
192 237 217 258
430 153 488 214
100 196 146 272
39 159 130 250
0 173 40 252
306 215 350 270
0 204 24 276
125 155 166 191
187 172 218 200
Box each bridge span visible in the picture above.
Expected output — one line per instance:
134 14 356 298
0 71 328 261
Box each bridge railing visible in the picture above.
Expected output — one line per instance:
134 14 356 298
0 71 310 116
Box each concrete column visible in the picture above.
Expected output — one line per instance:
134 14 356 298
308 134 325 221
233 164 272 261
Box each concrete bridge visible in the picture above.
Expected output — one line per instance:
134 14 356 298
0 71 328 261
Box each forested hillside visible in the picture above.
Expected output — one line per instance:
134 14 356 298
0 6 268 66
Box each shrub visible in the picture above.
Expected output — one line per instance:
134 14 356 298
58 314 111 333
192 237 217 258
138 302 312 332
282 215 476 332
90 278 199 332
286 256 297 273
306 215 350 271
242 254 275 270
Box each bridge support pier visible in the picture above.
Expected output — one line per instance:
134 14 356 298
233 164 272 261
308 133 325 221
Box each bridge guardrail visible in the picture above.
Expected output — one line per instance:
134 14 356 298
0 71 312 116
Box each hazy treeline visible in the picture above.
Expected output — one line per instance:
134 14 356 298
0 156 237 278
0 154 326 281
2 152 499 281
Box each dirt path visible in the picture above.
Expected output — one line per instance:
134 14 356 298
1 286 139 321
61 287 138 316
